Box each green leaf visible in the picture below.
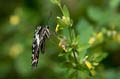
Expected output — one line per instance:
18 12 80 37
62 28 70 40
87 7 109 24
76 19 94 45
78 49 87 64
50 0 61 5
109 0 120 9
88 7 120 26
88 48 108 63
94 52 108 63
57 17 66 27
62 5 70 17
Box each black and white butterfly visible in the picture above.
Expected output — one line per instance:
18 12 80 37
32 26 50 68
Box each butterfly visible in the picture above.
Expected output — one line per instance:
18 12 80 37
32 26 50 68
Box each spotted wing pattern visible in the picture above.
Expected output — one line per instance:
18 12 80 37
32 26 50 68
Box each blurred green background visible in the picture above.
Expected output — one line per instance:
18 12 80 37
0 0 120 79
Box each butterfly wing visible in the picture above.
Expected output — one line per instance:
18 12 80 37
32 26 42 68
31 26 50 68
40 39 45 54
32 38 40 67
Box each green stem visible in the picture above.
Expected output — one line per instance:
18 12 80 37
72 49 78 64
68 27 78 63
58 4 64 15
68 27 72 43
69 27 78 79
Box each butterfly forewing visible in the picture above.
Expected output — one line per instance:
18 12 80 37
32 26 50 68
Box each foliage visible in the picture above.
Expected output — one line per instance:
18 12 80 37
50 0 107 78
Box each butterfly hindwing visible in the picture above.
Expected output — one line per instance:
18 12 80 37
41 39 45 54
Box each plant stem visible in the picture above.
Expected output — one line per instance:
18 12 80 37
68 27 72 43
68 27 78 64
72 49 78 64
69 27 78 79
